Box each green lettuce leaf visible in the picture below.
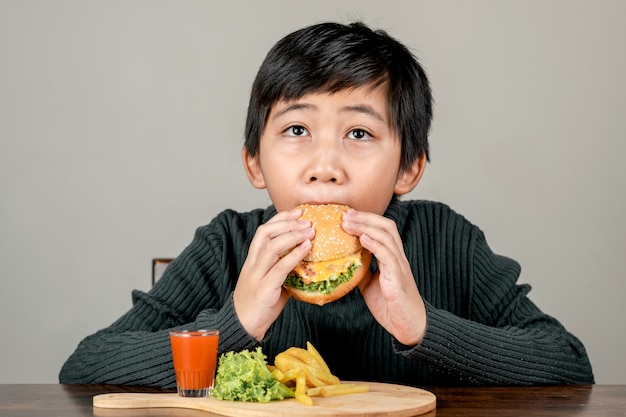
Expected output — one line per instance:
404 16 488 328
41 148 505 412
211 347 294 402
283 263 359 294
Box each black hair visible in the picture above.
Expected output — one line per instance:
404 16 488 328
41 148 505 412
244 21 433 171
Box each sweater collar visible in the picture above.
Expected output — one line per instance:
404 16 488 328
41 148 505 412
262 205 278 223
383 197 406 231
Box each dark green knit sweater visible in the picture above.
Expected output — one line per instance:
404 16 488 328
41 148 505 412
59 199 594 387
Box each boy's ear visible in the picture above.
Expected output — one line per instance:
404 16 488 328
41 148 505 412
242 147 267 189
394 153 427 195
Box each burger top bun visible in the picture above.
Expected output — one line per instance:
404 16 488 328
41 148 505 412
296 204 361 261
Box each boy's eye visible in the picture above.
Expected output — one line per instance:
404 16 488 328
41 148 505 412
347 129 372 140
284 125 309 137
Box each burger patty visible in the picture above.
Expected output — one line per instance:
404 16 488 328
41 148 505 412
283 262 360 294
292 253 361 284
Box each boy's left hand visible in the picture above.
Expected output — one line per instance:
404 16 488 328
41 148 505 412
342 209 426 346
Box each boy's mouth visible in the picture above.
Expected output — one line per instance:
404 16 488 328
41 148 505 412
302 199 346 207
305 201 334 206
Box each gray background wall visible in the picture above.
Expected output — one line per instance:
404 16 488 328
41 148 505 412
1 0 624 384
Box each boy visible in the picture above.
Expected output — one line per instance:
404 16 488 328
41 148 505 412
60 21 594 386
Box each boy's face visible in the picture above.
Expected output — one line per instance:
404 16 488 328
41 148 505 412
243 86 425 214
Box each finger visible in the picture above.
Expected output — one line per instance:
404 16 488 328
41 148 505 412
253 211 310 244
241 214 314 291
247 213 312 263
342 211 404 256
359 232 404 278
267 238 312 283
266 208 304 224
252 225 314 274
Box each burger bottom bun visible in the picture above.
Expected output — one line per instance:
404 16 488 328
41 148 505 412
284 250 372 306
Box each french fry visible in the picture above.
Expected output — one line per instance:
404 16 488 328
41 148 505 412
306 341 332 373
281 368 302 384
312 366 340 385
301 365 327 387
319 383 370 397
295 392 313 406
294 369 313 406
283 350 339 385
270 368 287 383
274 352 299 371
295 371 307 395
306 386 323 397
271 342 368 406
284 347 325 371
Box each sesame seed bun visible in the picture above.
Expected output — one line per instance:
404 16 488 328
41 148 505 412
283 204 372 305
299 204 361 262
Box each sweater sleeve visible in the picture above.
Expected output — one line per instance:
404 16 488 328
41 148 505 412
59 212 260 387
396 228 594 385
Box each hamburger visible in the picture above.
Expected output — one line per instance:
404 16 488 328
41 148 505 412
282 204 372 306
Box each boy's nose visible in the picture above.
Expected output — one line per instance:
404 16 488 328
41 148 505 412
305 148 344 185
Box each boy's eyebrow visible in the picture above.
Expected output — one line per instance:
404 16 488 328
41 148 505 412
271 103 312 120
271 103 386 122
341 104 385 122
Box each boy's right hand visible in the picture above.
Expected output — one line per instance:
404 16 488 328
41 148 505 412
233 209 314 341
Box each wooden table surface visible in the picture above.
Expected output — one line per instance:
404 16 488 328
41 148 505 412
0 384 624 417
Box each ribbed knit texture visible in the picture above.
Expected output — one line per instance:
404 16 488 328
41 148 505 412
59 200 594 387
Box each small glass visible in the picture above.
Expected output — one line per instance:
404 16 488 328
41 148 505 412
169 329 220 397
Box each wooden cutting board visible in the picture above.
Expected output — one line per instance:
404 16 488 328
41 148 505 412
93 381 436 417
